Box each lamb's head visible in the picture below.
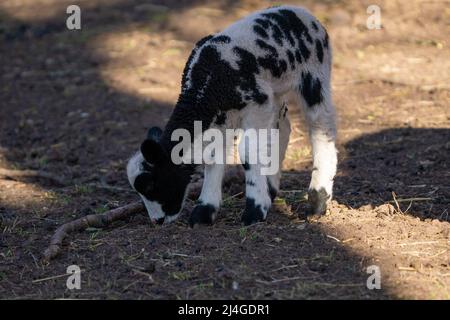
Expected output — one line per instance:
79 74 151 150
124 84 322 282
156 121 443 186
127 127 191 224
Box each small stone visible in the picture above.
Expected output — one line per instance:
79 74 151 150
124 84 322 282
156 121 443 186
45 58 55 66
375 203 396 217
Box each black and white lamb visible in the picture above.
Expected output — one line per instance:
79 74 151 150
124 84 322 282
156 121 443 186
127 5 337 226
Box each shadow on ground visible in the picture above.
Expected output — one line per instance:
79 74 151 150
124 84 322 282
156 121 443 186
337 127 449 221
0 0 447 299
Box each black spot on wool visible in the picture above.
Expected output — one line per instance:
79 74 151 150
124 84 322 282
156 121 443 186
257 56 287 78
262 12 295 46
283 104 288 118
233 46 268 104
256 39 278 57
271 24 284 46
315 39 324 63
181 34 214 89
286 49 295 69
211 35 231 43
295 50 302 63
255 37 289 78
298 39 311 61
215 112 227 125
323 32 329 48
279 9 313 44
255 18 270 29
162 44 267 151
262 9 313 47
311 21 319 32
300 72 323 107
253 25 268 39
254 9 315 68
255 17 283 45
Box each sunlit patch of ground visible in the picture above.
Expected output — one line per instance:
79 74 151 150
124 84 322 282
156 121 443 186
0 0 449 299
316 202 449 299
0 0 124 22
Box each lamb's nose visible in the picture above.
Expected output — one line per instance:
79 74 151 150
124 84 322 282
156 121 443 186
155 217 165 225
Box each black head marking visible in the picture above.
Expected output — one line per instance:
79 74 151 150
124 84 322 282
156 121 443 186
140 139 167 165
141 160 152 172
134 172 155 196
135 159 194 216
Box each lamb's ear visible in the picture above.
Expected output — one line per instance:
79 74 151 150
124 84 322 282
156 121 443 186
141 139 166 165
147 126 163 142
134 172 154 195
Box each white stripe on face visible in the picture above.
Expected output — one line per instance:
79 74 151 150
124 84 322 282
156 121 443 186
140 195 165 222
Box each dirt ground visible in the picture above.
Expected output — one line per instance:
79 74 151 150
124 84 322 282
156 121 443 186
0 0 449 299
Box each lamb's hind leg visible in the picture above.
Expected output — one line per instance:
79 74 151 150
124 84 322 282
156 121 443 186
239 101 278 225
299 75 337 218
266 102 291 201
189 164 224 227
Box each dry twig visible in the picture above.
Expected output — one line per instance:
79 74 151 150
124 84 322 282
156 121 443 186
43 201 144 261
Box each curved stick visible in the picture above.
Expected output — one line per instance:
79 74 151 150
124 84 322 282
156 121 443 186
42 169 242 261
43 201 144 261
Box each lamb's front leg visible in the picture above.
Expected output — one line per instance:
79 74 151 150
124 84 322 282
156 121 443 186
303 99 337 219
241 162 273 225
189 164 224 227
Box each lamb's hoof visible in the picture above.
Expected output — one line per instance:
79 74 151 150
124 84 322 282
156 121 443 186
306 188 330 221
241 198 266 226
189 204 216 227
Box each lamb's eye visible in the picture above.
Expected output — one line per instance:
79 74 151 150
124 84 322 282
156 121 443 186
141 161 153 172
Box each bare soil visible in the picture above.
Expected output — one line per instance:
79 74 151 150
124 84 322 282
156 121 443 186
0 0 449 299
